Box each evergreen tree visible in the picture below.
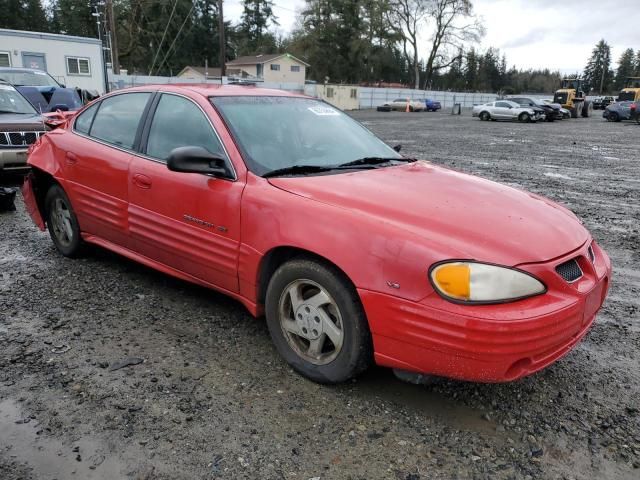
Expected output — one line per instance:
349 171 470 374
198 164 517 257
238 0 278 55
614 48 635 91
635 50 640 76
0 0 50 32
583 39 612 94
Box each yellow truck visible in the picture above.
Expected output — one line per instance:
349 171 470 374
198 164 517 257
553 78 592 118
618 77 640 102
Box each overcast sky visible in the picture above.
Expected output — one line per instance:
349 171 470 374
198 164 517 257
224 0 639 73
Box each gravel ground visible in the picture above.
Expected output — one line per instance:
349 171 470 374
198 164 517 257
1 111 638 480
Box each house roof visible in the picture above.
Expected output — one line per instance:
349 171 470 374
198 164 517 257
177 66 222 77
226 53 310 67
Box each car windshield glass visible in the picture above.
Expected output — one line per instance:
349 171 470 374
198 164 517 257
0 84 37 114
0 69 59 87
210 96 402 176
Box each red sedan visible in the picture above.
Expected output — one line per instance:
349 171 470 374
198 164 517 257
22 85 611 384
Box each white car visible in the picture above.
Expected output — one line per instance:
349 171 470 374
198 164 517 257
378 98 424 112
472 100 544 122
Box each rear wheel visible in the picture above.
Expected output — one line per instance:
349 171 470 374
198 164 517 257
608 112 619 122
45 184 83 257
479 111 490 121
581 101 592 118
265 258 372 383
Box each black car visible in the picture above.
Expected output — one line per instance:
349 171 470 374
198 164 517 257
593 96 615 109
507 96 560 121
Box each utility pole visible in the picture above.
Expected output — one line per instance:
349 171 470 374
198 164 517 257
218 0 226 77
106 0 119 74
92 6 109 93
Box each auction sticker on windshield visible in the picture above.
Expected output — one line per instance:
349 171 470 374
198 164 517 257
308 105 340 116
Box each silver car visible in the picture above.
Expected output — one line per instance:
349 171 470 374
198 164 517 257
472 100 544 122
379 98 425 112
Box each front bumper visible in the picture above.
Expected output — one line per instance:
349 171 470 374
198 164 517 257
360 241 611 382
0 148 29 173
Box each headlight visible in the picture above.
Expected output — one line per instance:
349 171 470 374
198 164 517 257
429 262 545 303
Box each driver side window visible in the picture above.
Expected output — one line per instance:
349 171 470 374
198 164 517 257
145 94 226 162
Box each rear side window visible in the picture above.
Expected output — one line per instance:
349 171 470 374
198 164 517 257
90 93 151 149
74 102 99 134
145 94 225 161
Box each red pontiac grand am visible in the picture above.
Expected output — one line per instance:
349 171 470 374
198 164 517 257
22 85 611 384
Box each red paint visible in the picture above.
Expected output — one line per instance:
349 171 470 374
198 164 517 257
24 85 612 382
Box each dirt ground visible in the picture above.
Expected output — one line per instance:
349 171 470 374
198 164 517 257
1 110 638 480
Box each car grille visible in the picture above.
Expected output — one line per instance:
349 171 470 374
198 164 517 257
556 258 583 283
0 131 45 147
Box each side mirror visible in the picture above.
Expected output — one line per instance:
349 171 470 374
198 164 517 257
167 146 231 178
393 144 402 152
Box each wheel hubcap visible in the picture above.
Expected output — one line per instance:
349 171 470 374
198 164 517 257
50 198 73 247
278 279 344 365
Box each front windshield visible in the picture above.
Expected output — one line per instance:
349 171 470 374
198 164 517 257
0 69 60 87
618 91 636 101
0 84 37 114
211 96 401 176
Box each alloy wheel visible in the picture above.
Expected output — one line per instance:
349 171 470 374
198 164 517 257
50 198 74 248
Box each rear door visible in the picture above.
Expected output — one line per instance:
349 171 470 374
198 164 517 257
62 91 152 247
127 92 243 292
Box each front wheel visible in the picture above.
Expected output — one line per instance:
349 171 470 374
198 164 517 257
265 258 372 383
518 112 531 122
45 184 83 257
607 112 619 122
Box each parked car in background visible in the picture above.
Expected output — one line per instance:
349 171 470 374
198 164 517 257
542 99 571 119
22 85 610 384
0 67 97 113
602 101 635 122
0 81 47 181
508 96 559 121
472 100 545 122
420 98 442 111
378 98 424 112
593 96 615 109
631 102 639 124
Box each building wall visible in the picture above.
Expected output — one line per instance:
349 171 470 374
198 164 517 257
263 56 306 84
309 84 360 110
0 29 105 93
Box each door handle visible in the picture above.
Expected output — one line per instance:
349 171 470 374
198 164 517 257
132 173 152 189
65 152 78 165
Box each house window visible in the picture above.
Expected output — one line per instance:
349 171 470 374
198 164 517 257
270 64 280 71
350 88 357 99
0 51 10 67
291 65 300 72
66 57 91 76
326 87 334 98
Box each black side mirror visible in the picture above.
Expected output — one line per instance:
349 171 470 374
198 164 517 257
167 146 231 178
393 144 402 152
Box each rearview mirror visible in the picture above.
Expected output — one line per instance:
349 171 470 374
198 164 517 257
167 146 231 178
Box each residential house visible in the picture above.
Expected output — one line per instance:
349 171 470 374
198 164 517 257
225 54 308 85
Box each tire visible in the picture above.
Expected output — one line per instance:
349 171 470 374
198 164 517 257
608 112 619 122
571 106 578 118
479 111 490 121
45 184 83 257
518 112 531 122
581 101 592 118
265 258 372 384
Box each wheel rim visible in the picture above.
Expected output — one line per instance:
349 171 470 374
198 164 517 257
50 197 74 247
278 279 344 365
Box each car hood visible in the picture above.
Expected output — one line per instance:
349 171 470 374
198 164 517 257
268 161 589 266
0 112 44 129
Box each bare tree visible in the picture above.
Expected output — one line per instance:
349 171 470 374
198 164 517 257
422 0 483 88
388 0 427 89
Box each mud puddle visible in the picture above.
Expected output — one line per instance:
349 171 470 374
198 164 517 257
0 399 127 479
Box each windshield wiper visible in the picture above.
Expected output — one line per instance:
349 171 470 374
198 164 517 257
0 109 28 114
335 156 416 168
263 164 337 178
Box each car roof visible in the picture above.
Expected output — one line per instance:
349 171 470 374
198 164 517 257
0 66 48 74
113 83 309 99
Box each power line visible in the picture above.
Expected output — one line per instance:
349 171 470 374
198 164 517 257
149 0 179 76
155 2 196 76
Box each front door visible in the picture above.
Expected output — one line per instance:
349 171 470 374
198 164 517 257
128 93 243 292
22 52 46 70
61 91 152 247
